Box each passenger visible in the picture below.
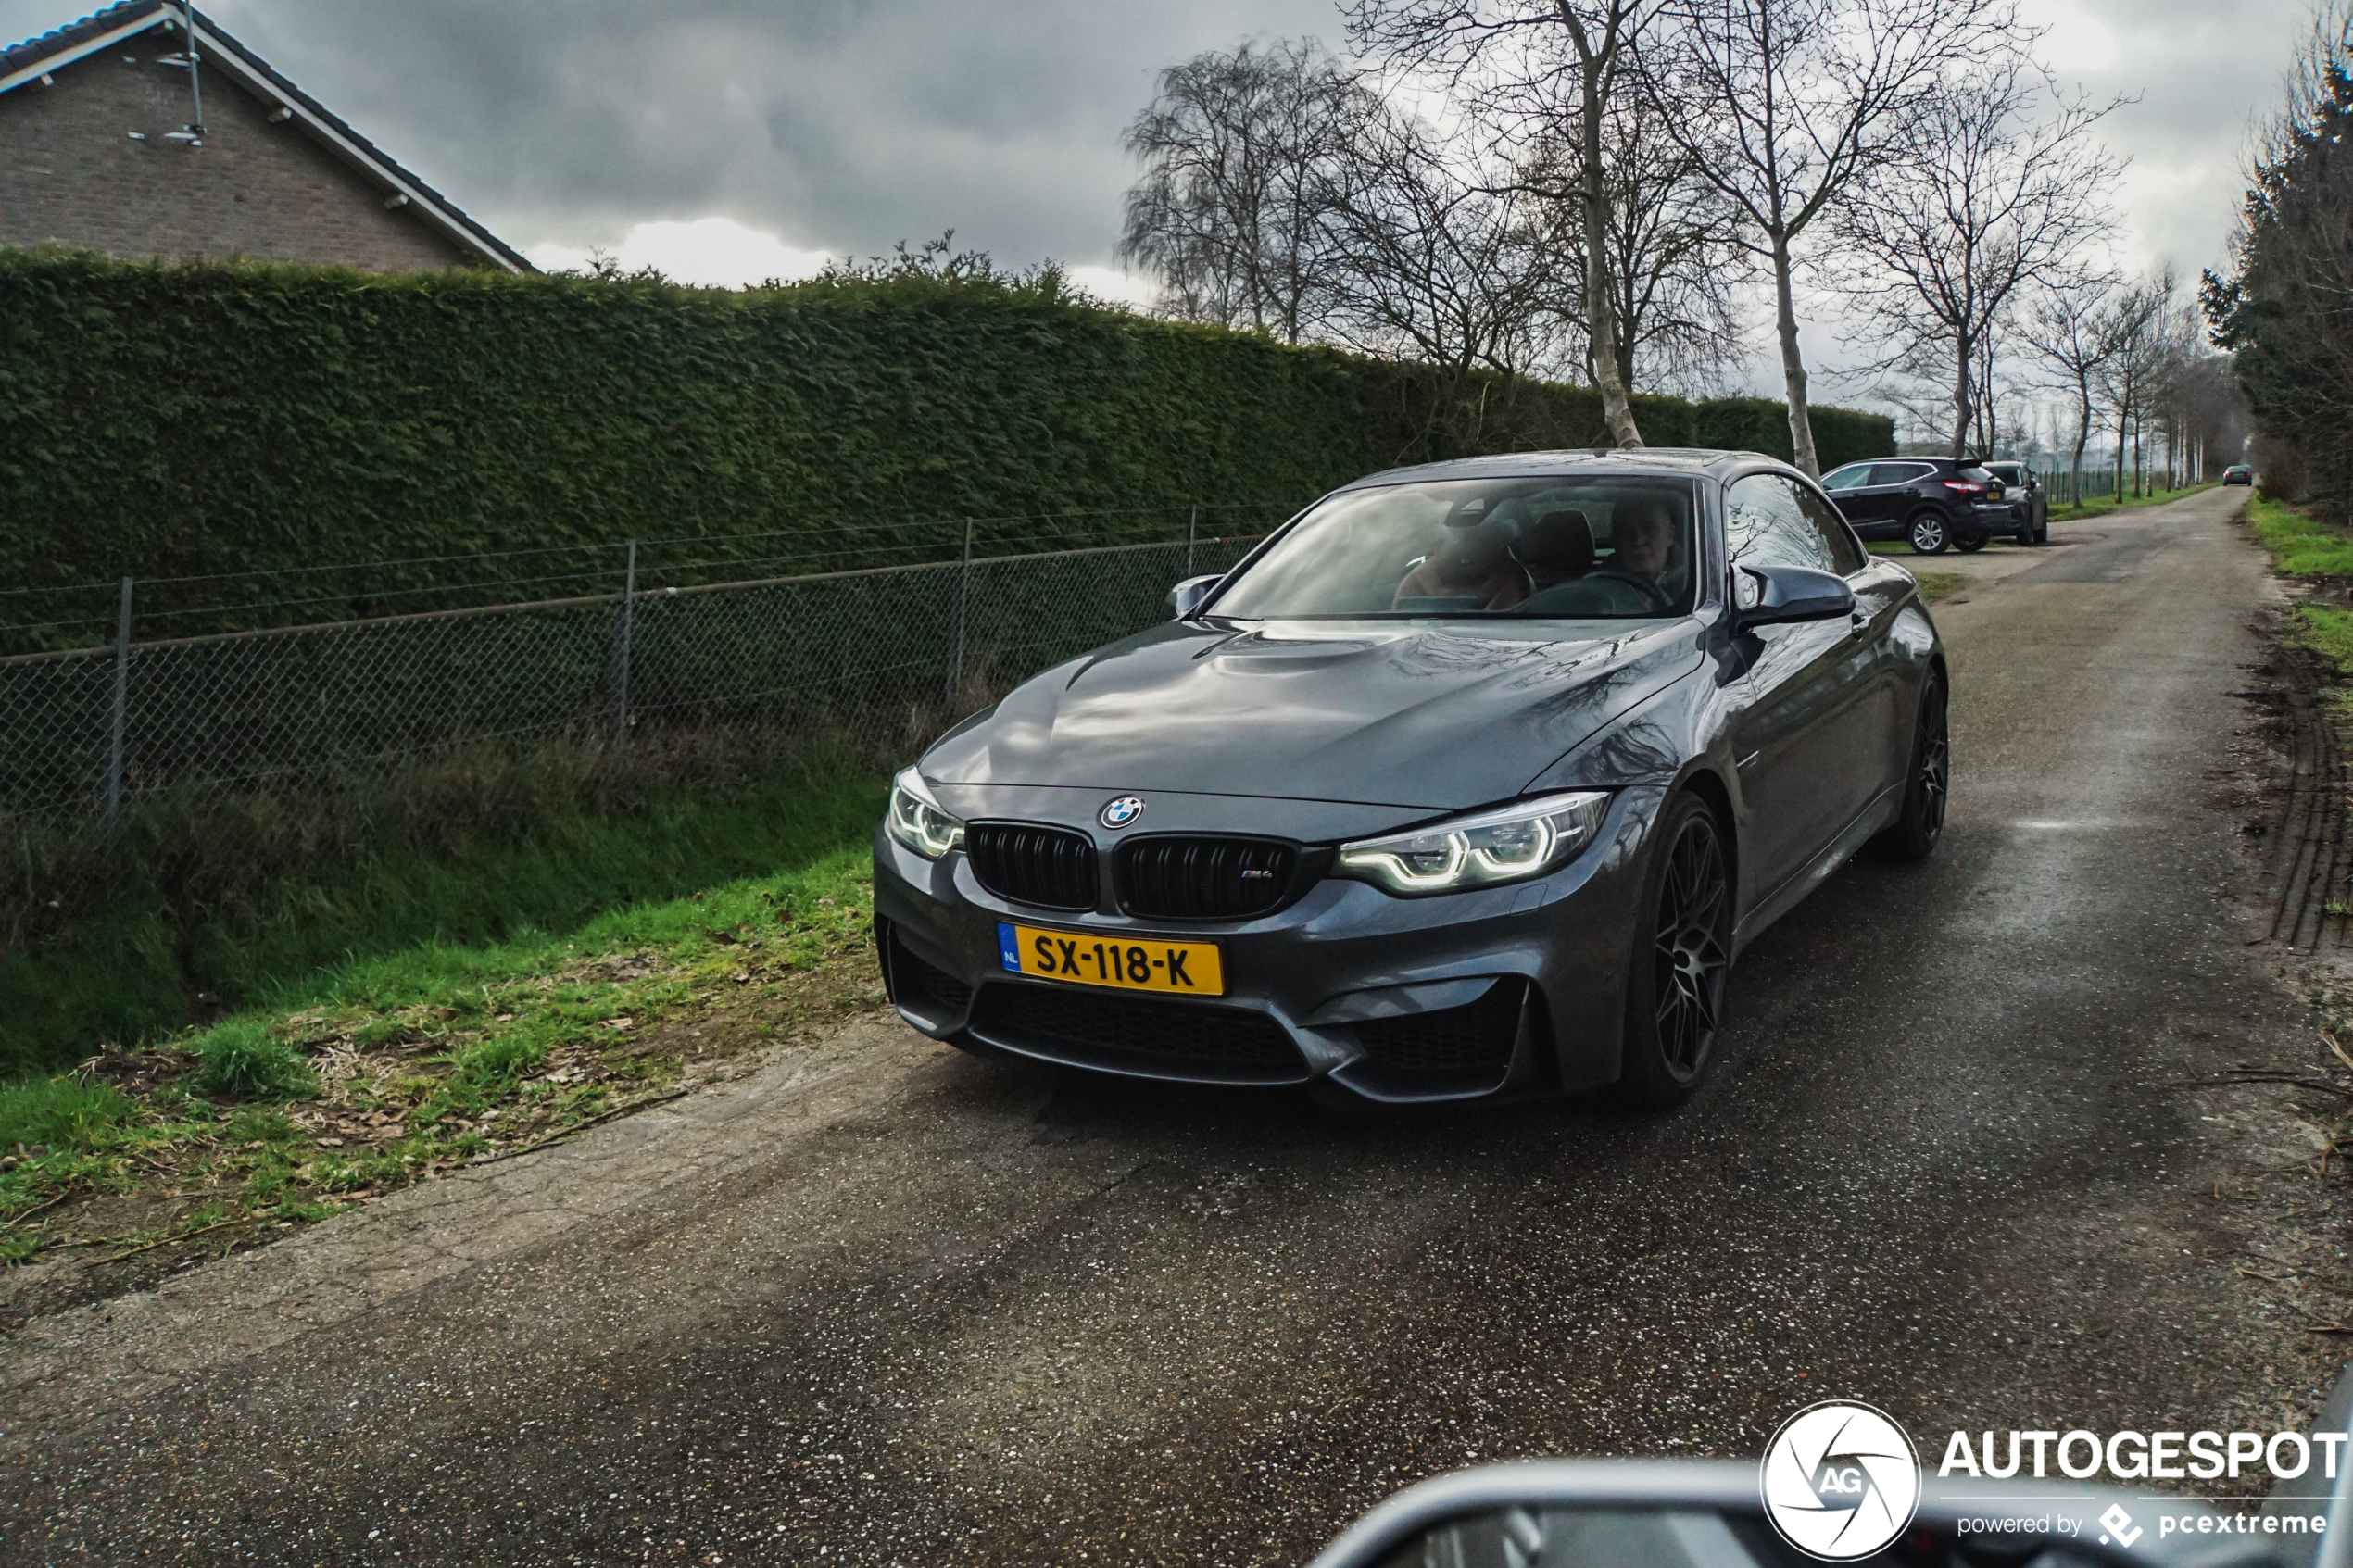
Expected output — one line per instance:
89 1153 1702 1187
1393 505 1530 610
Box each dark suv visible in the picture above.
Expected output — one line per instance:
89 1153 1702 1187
1979 461 2047 545
1821 458 2014 554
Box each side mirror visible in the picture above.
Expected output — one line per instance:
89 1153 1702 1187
1167 574 1223 620
1731 564 1855 631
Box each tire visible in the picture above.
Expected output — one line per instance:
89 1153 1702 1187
1615 794 1733 1108
1907 510 1949 555
1869 676 1948 863
1955 529 1988 553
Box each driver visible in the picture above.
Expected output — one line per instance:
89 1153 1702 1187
1605 497 1682 596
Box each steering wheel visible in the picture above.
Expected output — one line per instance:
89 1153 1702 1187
1577 569 1675 613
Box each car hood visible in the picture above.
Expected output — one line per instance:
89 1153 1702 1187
922 617 1705 810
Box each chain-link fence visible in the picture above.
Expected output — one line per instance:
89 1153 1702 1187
2032 466 2120 505
0 521 1270 832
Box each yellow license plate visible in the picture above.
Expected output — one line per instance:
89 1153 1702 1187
998 922 1225 997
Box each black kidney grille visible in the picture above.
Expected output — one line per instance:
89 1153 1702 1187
973 984 1302 1068
1117 836 1299 919
966 823 1098 910
1349 980 1524 1072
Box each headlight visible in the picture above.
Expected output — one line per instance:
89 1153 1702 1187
1336 792 1610 897
887 767 965 859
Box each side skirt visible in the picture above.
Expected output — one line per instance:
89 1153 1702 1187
1730 783 1904 959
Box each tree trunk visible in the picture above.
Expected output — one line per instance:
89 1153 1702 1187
2070 384 2091 508
1771 233 1820 476
1583 99 1642 448
1949 335 1973 462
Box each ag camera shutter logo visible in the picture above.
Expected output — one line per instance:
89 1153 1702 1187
1760 1400 1921 1561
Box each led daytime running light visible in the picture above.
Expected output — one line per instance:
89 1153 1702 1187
887 769 965 859
1337 792 1609 897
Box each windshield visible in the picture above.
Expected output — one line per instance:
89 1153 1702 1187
1211 477 1701 621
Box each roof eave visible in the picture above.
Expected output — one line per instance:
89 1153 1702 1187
172 6 530 272
0 3 165 95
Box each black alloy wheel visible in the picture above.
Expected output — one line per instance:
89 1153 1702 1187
1616 794 1732 1107
1871 676 1948 862
1908 510 1949 555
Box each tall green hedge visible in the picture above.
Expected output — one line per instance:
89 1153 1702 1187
0 250 1892 639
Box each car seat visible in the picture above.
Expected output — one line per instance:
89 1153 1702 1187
1515 510 1596 590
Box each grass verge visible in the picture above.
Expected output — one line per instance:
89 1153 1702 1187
0 756 888 1077
0 848 883 1276
2239 495 2353 684
2249 494 2353 582
1909 572 1967 605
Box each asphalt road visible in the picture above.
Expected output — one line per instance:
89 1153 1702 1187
1 487 2329 1567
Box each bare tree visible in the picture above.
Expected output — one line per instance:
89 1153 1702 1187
2020 275 2120 505
1320 103 1568 384
1637 0 2012 474
1349 0 1658 446
1117 40 1366 342
1526 94 1749 393
2095 270 2173 497
1835 63 2123 463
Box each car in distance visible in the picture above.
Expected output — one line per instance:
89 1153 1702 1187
875 449 1948 1110
2224 464 2255 486
1819 457 2014 555
1978 460 2048 545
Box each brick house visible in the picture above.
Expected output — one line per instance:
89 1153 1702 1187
0 1 530 271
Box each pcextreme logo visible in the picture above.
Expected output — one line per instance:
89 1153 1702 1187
1759 1401 1922 1561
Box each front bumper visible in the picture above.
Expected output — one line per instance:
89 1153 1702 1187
872 793 1659 1106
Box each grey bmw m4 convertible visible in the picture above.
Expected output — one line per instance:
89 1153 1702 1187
874 447 1946 1108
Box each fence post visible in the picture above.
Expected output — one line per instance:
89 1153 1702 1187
946 518 973 710
102 576 132 841
608 541 635 754
1184 502 1198 580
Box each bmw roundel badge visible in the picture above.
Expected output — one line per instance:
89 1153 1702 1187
1099 796 1145 830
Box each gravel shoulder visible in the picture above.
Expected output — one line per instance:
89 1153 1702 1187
1 486 2343 1568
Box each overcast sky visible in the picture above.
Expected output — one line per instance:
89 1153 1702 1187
1 0 2320 403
